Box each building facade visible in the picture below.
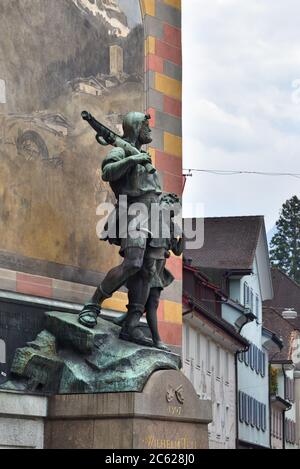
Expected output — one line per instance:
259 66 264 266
263 268 300 449
184 216 282 449
183 265 248 449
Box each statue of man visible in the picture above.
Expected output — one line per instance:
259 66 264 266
78 112 162 346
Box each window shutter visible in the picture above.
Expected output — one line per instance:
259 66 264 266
256 401 261 430
250 398 255 427
292 421 296 444
250 345 254 370
245 347 249 367
261 403 266 432
250 289 254 312
244 282 248 306
261 352 266 377
239 391 244 423
256 295 259 317
245 394 249 425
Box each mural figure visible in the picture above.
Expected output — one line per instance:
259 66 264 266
0 0 144 277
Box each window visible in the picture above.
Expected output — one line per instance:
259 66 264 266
0 339 5 364
239 393 267 432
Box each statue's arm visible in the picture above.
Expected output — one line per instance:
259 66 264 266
102 149 152 182
169 220 183 256
171 237 183 256
102 156 135 182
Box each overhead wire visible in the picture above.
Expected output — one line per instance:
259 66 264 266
182 169 300 179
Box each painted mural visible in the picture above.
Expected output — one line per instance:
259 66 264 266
0 0 144 281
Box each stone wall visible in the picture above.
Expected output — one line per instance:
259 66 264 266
0 391 47 449
141 0 183 350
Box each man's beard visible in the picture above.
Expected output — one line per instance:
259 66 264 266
139 133 152 145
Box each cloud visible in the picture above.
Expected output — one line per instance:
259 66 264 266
183 0 300 230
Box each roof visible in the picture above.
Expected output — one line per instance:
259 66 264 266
270 395 292 410
184 216 264 270
263 306 299 360
262 327 283 351
264 268 300 325
183 295 249 348
263 268 300 350
183 265 249 348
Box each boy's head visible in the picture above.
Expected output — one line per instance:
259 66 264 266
160 193 182 217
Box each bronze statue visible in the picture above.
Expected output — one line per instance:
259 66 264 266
79 111 182 350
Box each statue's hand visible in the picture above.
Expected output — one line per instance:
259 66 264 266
131 153 152 166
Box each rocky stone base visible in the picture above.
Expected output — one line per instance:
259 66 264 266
1 312 181 394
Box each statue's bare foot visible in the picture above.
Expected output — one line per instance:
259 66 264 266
78 303 101 329
153 340 171 352
119 328 152 347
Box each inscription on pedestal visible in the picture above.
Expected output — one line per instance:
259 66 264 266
45 370 212 449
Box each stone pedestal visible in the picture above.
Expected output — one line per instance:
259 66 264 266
0 391 47 449
45 370 212 449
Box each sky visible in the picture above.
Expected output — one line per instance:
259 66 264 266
182 0 300 232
